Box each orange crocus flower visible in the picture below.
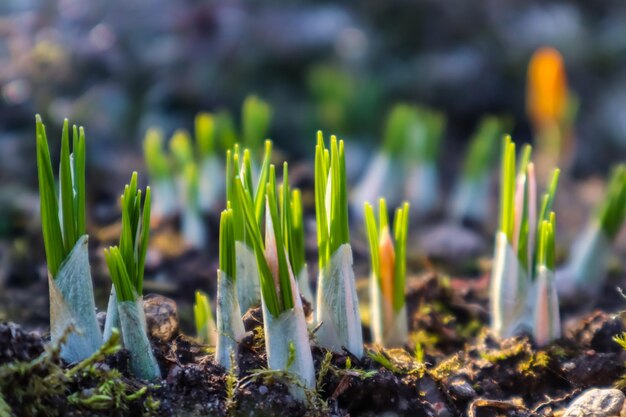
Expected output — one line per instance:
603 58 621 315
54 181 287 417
527 47 568 128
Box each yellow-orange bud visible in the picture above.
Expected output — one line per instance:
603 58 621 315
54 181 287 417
378 226 396 306
527 47 568 128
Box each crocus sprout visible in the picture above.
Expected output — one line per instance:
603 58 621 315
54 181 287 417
403 106 446 217
352 104 414 216
194 291 216 346
215 208 245 370
450 116 507 223
315 132 363 358
36 115 102 363
280 166 314 306
236 164 315 398
526 47 577 180
226 141 273 313
103 172 160 381
143 128 176 219
364 199 410 347
242 95 272 155
180 162 206 249
169 129 194 170
195 112 224 212
490 135 561 345
556 165 626 303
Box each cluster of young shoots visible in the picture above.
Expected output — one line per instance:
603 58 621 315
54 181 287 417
450 116 508 223
353 104 445 219
556 164 626 302
490 136 561 345
364 199 410 347
143 95 273 248
36 117 87 278
103 172 160 381
36 116 102 363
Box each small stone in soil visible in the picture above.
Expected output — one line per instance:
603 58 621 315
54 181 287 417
563 388 626 417
143 293 179 342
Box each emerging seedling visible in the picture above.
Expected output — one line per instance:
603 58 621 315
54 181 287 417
352 105 414 217
364 199 410 347
36 115 102 362
403 106 446 217
180 162 206 248
215 208 245 369
241 95 272 155
236 164 315 398
103 172 160 381
490 136 561 345
450 116 508 223
280 167 314 307
556 165 626 303
143 128 176 218
352 104 445 219
226 141 273 313
194 291 216 345
195 112 224 211
315 132 363 358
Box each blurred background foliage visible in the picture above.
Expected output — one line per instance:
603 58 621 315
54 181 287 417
1 0 626 191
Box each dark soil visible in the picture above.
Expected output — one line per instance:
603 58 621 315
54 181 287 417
1 271 626 417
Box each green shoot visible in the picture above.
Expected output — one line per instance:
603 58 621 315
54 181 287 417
219 208 237 279
235 167 293 317
36 116 87 278
143 128 171 180
183 163 200 209
169 129 194 170
462 116 506 180
281 180 306 276
364 199 410 312
536 213 556 271
499 136 516 243
194 291 214 344
242 95 272 153
315 132 350 270
104 172 151 301
225 140 273 244
195 113 215 159
409 106 446 164
215 111 238 151
382 105 416 157
597 165 626 239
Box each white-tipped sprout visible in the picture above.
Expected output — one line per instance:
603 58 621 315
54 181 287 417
36 116 102 363
236 165 315 399
556 165 626 303
215 208 245 370
194 291 217 346
103 173 160 381
364 199 409 347
490 136 561 342
143 128 177 218
226 141 273 313
180 162 206 249
195 112 224 212
352 105 414 219
529 213 560 346
315 132 363 358
450 116 508 223
403 106 445 217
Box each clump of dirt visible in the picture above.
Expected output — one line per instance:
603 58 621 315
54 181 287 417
0 322 45 364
